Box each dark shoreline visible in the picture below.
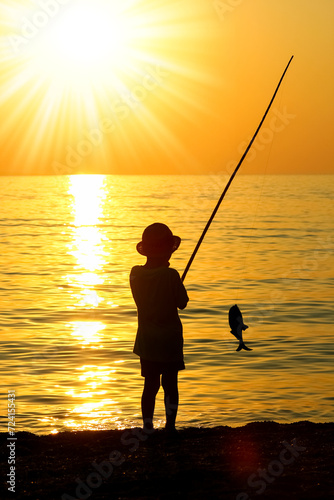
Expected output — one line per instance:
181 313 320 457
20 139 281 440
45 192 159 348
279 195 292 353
1 421 333 500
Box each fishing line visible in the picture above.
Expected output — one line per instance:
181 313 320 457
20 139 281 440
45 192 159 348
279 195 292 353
234 83 287 304
181 55 294 283
234 88 284 302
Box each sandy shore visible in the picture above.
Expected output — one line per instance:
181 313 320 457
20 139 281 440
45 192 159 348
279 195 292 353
1 421 333 500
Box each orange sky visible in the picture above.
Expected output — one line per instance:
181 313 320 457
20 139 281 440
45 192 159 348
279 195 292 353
0 0 333 175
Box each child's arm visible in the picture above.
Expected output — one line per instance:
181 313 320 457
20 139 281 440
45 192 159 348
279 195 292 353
177 278 189 310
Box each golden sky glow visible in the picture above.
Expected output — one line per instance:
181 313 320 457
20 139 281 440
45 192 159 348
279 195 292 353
0 0 333 175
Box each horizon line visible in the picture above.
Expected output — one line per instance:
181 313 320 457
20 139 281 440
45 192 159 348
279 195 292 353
1 172 333 177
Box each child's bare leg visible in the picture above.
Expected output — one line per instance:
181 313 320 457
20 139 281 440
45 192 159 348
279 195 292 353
162 371 179 430
141 375 160 430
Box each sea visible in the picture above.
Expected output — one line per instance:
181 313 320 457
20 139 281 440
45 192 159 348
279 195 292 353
0 174 333 435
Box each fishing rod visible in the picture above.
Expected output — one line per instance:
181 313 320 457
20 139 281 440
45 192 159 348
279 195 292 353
181 55 294 283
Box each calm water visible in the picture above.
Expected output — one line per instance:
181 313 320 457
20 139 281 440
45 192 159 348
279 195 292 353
0 174 333 435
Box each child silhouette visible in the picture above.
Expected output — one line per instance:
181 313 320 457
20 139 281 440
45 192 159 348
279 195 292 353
130 223 189 434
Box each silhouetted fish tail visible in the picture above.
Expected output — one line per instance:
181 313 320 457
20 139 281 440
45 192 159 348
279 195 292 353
242 343 252 351
237 342 252 351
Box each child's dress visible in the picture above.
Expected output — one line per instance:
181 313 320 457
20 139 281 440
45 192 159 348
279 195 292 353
130 265 188 367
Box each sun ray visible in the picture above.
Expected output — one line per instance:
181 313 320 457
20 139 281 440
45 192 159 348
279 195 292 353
1 0 224 174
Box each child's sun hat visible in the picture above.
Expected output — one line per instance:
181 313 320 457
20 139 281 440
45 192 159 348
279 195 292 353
136 223 181 257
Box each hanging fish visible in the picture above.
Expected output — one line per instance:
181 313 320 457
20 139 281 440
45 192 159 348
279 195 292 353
229 304 252 351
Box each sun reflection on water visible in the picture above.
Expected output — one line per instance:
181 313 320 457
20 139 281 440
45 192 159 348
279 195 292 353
66 175 111 309
70 321 106 348
61 175 127 431
62 363 127 431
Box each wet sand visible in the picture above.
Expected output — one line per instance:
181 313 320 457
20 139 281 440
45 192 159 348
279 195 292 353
0 421 333 500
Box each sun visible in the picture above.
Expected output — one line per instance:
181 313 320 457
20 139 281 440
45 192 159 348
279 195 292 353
29 1 142 88
48 4 129 67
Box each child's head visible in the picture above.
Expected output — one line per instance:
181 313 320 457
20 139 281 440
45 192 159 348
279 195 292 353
136 223 181 264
